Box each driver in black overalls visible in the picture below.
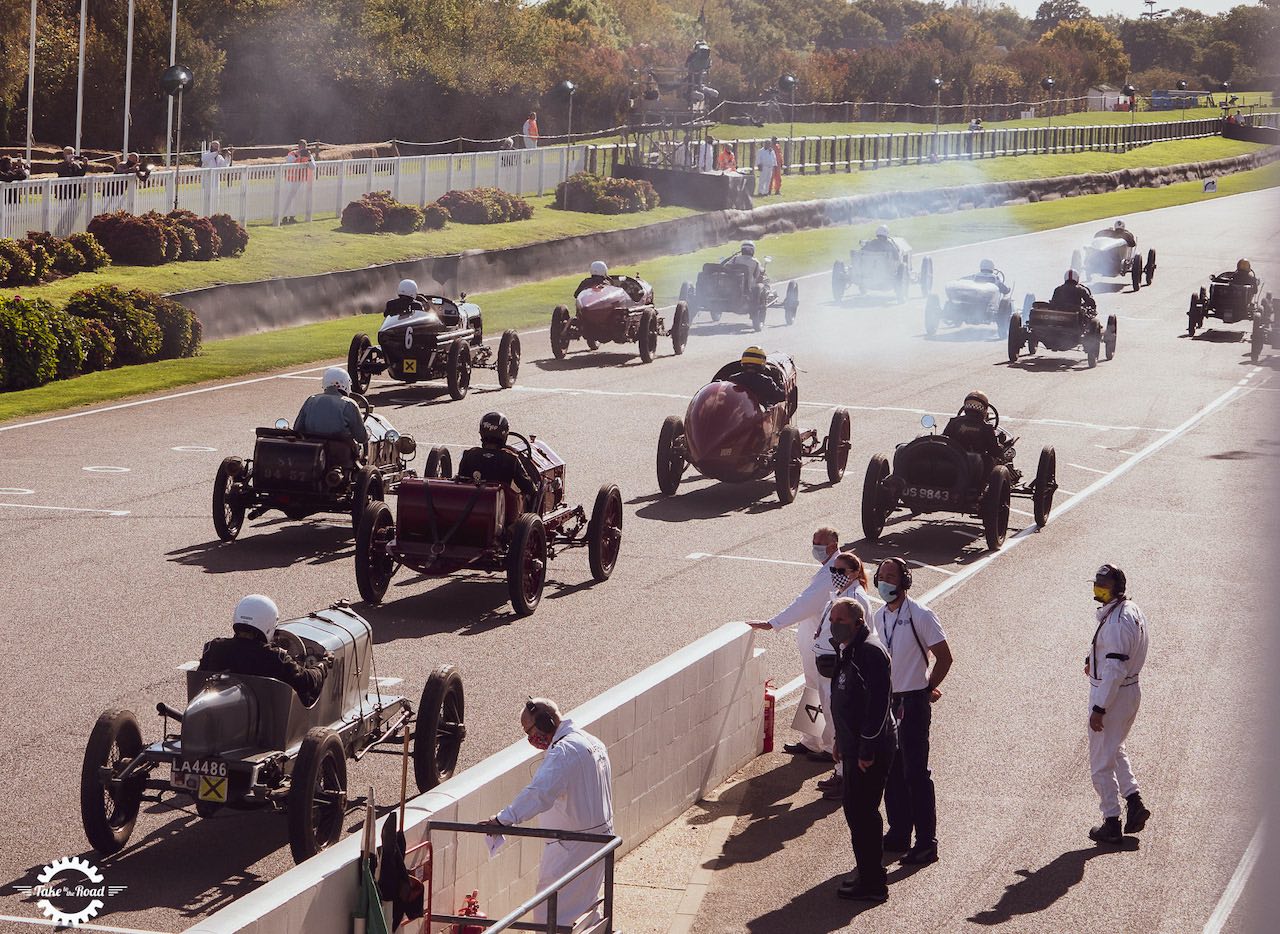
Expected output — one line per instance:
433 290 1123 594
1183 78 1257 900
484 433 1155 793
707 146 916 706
713 346 787 407
458 411 538 510
384 278 426 316
942 391 1009 473
198 595 332 706
1051 269 1097 324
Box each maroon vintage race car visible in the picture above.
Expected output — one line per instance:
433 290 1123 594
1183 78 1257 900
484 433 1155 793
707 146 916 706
551 274 689 362
655 353 851 505
353 433 622 616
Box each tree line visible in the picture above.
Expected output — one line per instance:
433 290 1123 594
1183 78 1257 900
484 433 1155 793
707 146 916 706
0 0 1275 155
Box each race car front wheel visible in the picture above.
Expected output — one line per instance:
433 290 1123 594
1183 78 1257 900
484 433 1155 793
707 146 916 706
1006 315 1023 364
507 514 547 617
415 665 465 792
1130 254 1143 293
498 330 521 388
347 333 372 394
638 309 659 363
1145 249 1156 285
587 483 624 582
355 501 396 604
551 305 571 359
826 409 852 483
80 709 144 856
351 467 384 530
213 457 247 541
1033 446 1057 528
981 466 1012 551
287 728 347 864
861 455 891 541
657 416 687 495
1105 315 1117 361
671 301 690 355
447 338 472 401
774 427 803 505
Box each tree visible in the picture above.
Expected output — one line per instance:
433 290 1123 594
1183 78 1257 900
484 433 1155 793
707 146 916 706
1197 39 1241 83
1041 18 1129 85
1033 0 1091 36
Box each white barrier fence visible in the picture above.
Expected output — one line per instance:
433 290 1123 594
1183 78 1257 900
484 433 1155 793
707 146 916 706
186 623 765 934
0 145 589 239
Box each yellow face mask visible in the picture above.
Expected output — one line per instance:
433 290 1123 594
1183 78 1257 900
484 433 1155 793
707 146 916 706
1093 584 1112 604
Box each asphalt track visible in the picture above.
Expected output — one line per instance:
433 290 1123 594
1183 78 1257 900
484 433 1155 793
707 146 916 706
0 190 1277 933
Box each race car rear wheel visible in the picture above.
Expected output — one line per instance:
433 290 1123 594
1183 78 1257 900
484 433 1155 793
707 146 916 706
1130 254 1143 292
551 305 571 359
784 281 799 325
981 466 1011 551
656 416 686 495
1105 315 1117 360
447 338 472 401
507 513 547 617
287 727 347 864
80 709 144 856
832 261 847 303
424 445 453 479
826 408 852 483
355 501 396 604
919 256 934 297
1033 446 1057 528
351 467 384 529
1187 296 1200 337
1007 315 1023 364
587 483 624 582
861 454 891 541
497 330 521 388
347 333 372 395
638 309 659 363
924 294 942 337
671 301 690 355
213 456 246 541
775 427 803 505
1085 325 1101 368
414 664 465 792
1145 248 1156 285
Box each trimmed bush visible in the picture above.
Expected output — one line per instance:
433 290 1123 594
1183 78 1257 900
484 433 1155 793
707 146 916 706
0 255 10 285
0 296 58 389
88 211 168 266
19 239 51 281
421 202 450 230
167 210 222 260
130 289 201 359
341 197 384 233
50 239 87 275
74 316 116 372
0 238 37 285
209 214 249 256
43 303 87 380
172 223 199 261
436 188 533 224
67 232 111 271
65 284 162 365
383 203 424 234
554 173 659 214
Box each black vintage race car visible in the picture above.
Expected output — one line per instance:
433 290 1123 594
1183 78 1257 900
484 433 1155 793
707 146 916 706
861 409 1057 551
680 256 799 331
1187 271 1276 358
211 397 449 542
1007 293 1117 368
348 294 520 400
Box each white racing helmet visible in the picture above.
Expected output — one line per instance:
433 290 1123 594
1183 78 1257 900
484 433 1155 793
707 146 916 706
979 258 995 274
398 278 418 298
322 366 352 394
1113 219 1125 231
590 260 609 276
740 240 755 256
1064 268 1080 283
875 224 890 238
233 594 279 640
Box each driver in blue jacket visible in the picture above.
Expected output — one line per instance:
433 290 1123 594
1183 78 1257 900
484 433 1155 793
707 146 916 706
294 367 368 447
942 390 1008 465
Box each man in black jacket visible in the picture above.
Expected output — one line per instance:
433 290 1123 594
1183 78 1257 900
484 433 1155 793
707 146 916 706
828 597 896 903
198 595 332 706
458 411 538 506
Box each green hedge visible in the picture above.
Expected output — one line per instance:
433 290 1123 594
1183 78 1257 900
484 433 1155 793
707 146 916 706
554 173 659 214
0 296 58 390
341 190 428 234
436 187 534 223
86 210 247 266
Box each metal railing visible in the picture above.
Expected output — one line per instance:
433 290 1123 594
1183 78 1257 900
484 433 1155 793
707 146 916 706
408 820 620 934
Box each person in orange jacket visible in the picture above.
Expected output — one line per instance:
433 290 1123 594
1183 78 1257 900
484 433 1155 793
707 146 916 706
769 137 784 195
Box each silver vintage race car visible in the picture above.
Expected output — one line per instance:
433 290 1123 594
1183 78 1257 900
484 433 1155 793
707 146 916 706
79 603 466 864
925 271 1015 337
1071 229 1156 291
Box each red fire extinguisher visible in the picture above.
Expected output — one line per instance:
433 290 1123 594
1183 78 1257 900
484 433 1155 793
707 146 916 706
762 679 776 754
452 890 486 934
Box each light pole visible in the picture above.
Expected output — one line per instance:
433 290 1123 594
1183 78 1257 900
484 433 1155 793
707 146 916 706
160 64 193 209
931 76 943 134
75 0 86 154
164 0 178 166
779 74 797 141
556 79 576 209
1041 76 1055 130
123 0 136 156
24 0 36 163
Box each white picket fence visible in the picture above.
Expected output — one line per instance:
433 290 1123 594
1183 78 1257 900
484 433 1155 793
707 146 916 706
0 145 588 239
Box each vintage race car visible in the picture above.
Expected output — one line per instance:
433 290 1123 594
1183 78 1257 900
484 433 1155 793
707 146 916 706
925 272 1015 337
1071 235 1156 291
1186 271 1273 347
348 294 520 400
832 238 933 303
79 603 466 864
861 410 1057 551
211 397 437 541
1007 293 1117 368
355 433 622 617
551 274 689 362
680 256 799 331
655 352 851 505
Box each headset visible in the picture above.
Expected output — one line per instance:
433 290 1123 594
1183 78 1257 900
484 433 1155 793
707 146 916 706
873 556 913 593
525 698 557 735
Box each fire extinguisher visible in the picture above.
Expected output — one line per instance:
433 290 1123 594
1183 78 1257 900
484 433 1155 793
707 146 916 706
762 679 776 754
452 890 486 934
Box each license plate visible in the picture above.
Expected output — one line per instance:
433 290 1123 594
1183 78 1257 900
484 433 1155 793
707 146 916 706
171 759 229 802
904 486 950 503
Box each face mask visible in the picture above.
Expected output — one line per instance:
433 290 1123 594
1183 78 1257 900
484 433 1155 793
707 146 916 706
829 621 854 646
527 730 552 750
812 544 829 563
831 571 850 591
877 580 899 602
1093 585 1112 605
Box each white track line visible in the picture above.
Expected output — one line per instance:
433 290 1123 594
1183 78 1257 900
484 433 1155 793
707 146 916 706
1203 819 1266 934
0 503 130 517
687 552 812 568
1067 462 1110 475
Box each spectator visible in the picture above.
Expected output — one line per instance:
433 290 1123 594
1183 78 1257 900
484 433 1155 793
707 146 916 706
500 137 516 151
0 155 31 183
717 142 738 172
753 139 777 196
281 139 316 224
201 140 233 168
769 137 784 195
523 111 540 149
968 117 984 132
56 147 88 179
698 133 717 173
114 152 151 182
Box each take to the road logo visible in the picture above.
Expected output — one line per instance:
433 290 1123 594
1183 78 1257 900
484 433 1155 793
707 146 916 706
9 855 127 926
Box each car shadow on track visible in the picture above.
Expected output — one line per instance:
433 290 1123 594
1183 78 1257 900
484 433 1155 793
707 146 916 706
167 522 354 573
925 328 1002 343
850 517 996 568
827 296 899 311
1088 282 1134 295
1182 329 1246 343
629 479 807 521
966 842 1138 926
1006 356 1092 373
362 383 505 410
532 351 643 372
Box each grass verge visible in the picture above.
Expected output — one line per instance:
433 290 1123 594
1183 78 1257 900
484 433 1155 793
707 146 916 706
3 159 1277 424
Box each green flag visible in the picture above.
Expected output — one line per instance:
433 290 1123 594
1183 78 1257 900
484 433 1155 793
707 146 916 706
356 855 390 934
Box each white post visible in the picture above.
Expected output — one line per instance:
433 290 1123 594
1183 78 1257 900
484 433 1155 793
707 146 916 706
123 0 135 155
75 0 87 154
25 0 36 163
165 0 177 166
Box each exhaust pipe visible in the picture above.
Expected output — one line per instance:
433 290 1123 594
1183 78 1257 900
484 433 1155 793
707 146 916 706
156 702 184 722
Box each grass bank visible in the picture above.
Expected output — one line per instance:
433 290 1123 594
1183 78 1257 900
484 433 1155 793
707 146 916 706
3 137 1265 308
4 158 1277 424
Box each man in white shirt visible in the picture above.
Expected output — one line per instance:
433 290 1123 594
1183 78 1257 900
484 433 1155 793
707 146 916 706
698 134 717 173
746 527 841 760
753 141 777 196
1085 564 1151 844
873 557 952 866
201 140 232 168
483 698 613 926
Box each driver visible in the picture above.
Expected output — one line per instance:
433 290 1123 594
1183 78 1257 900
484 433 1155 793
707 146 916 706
942 390 1008 465
1094 219 1136 248
457 411 538 505
713 346 787 407
973 258 1011 295
864 225 901 260
384 278 425 317
576 261 616 296
1051 269 1096 316
729 241 763 282
293 367 368 447
1231 258 1258 287
198 595 333 706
